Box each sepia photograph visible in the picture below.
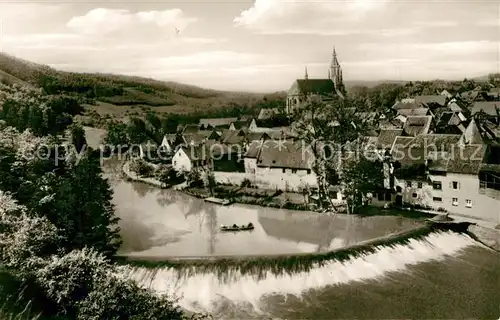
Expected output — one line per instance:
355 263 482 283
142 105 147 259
0 0 499 319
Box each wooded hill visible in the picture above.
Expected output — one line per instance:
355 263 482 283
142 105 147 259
0 53 286 116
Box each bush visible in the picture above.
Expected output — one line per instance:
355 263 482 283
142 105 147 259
186 170 203 188
240 178 252 188
130 160 154 177
155 166 184 186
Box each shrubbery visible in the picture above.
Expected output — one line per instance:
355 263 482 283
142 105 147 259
130 159 155 178
0 84 209 319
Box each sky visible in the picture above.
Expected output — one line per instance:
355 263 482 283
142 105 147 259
0 0 499 92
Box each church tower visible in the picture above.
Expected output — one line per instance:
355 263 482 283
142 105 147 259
329 46 345 93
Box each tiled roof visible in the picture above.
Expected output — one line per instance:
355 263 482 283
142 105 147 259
460 90 479 101
391 134 461 167
471 101 500 116
222 129 246 145
390 136 414 152
258 108 280 120
219 129 235 142
246 132 270 141
448 101 464 112
414 95 446 107
397 108 429 117
257 140 314 169
459 119 484 146
199 117 238 129
377 129 403 149
293 79 336 95
403 116 432 136
393 101 420 110
244 140 263 158
181 124 201 134
411 134 461 151
427 151 449 172
182 133 206 145
446 145 486 174
180 145 208 161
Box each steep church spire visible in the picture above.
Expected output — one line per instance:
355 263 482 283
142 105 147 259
329 45 345 95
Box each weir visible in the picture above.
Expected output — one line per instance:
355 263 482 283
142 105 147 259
120 225 482 316
119 221 473 278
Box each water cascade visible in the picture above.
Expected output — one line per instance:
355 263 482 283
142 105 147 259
121 226 483 316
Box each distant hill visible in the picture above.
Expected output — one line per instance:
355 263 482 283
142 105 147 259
0 53 286 117
344 80 409 89
0 69 26 86
345 75 496 90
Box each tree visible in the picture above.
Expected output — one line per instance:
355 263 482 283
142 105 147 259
205 171 217 197
292 96 370 209
186 169 203 188
341 155 384 214
70 123 87 154
30 152 122 257
104 120 130 148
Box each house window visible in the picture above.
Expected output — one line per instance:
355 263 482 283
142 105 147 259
173 161 177 166
378 192 384 201
406 181 412 187
432 181 442 190
465 199 472 208
433 197 442 202
282 168 286 173
412 193 417 198
452 181 459 189
417 182 423 188
331 191 338 200
292 169 298 174
307 169 311 174
452 198 458 206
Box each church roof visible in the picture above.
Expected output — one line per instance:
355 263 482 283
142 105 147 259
291 79 336 95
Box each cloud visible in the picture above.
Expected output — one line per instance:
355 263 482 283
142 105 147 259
234 0 394 35
234 0 499 36
67 8 197 35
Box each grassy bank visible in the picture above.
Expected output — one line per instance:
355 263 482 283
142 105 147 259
117 222 471 279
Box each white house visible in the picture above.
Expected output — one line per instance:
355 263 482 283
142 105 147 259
243 140 319 193
172 145 209 173
387 124 500 224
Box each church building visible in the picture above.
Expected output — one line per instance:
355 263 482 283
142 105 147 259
286 47 345 114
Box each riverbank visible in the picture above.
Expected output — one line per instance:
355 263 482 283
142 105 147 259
121 160 437 219
120 160 500 252
122 161 167 188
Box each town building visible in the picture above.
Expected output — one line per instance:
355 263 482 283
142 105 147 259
243 140 319 192
384 120 500 224
172 145 209 173
285 47 345 114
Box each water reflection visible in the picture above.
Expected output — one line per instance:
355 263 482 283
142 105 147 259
102 159 424 258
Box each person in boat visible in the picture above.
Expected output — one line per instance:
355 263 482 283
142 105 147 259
232 224 238 228
247 222 253 228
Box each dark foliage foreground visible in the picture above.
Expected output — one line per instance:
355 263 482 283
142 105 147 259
0 84 210 319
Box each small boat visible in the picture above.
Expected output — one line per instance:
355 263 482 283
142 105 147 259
220 223 254 232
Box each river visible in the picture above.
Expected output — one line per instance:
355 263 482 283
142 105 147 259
103 159 500 319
